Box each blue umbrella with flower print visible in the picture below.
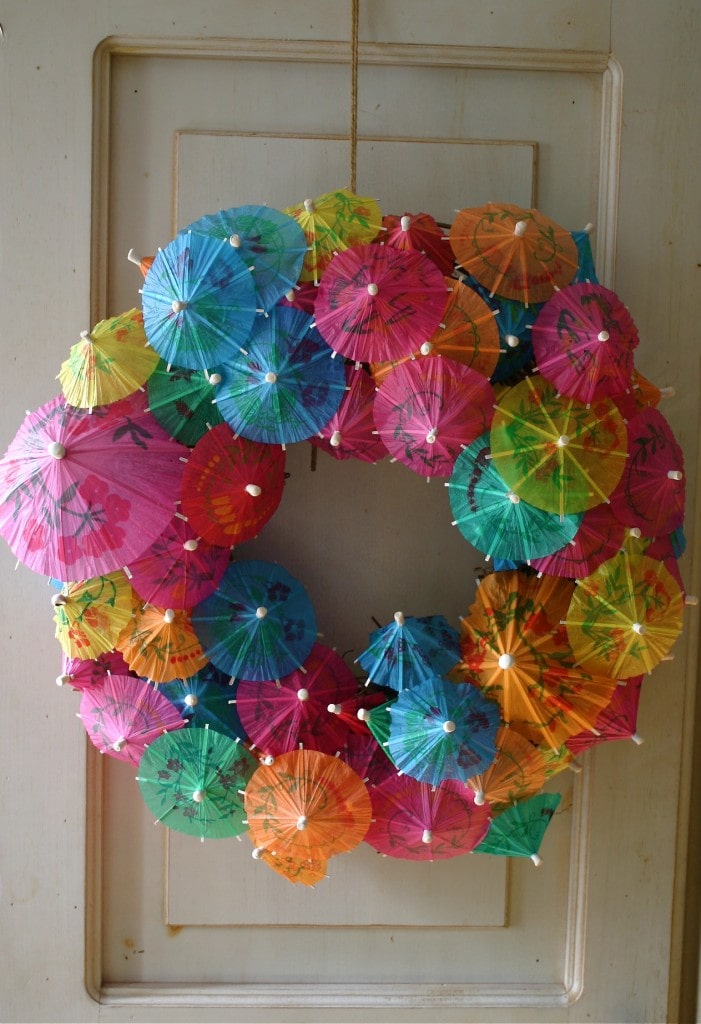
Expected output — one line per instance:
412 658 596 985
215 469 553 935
159 663 246 741
356 612 461 692
191 559 317 681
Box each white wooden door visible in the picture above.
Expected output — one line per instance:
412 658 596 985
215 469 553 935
1 4 700 1022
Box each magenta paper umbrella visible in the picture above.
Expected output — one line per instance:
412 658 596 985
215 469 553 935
314 243 447 362
373 356 495 477
56 649 135 690
125 513 230 609
530 502 626 580
608 407 685 537
78 673 185 765
0 391 185 580
364 775 491 861
337 730 397 786
311 363 388 463
379 212 455 276
566 676 644 755
233 643 358 757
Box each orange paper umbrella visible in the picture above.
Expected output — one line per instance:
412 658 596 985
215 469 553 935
564 550 684 678
459 570 617 749
250 845 328 887
53 571 133 659
466 725 548 811
117 602 208 682
449 202 579 306
244 748 372 862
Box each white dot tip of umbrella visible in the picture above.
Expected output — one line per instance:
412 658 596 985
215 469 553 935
631 732 645 745
505 334 520 348
183 538 198 552
420 341 434 355
80 330 93 344
245 483 262 497
207 372 222 385
127 248 141 265
56 674 72 687
264 372 277 384
171 300 188 313
426 429 438 445
356 708 371 721
632 622 646 635
421 829 433 844
112 737 127 752
530 853 543 867
628 527 642 539
297 688 309 702
255 606 268 619
442 720 456 734
660 386 676 398
507 491 521 505
394 611 405 627
498 653 516 670
330 430 342 448
47 441 67 460
400 215 412 231
685 595 699 606
556 434 570 448
296 815 308 831
228 233 242 248
367 282 379 297
668 470 683 480
184 694 199 707
473 789 486 806
252 847 265 860
597 330 610 342
51 592 67 607
192 790 205 803
261 754 275 765
303 199 315 213
163 609 176 624
328 703 342 715
514 220 529 237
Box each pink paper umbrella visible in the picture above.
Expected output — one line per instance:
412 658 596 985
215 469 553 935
609 407 686 537
373 357 495 477
78 673 185 765
364 775 491 861
566 676 645 755
532 282 639 405
314 243 447 363
311 364 388 463
0 391 185 580
378 212 455 276
530 502 626 580
234 643 359 757
126 513 230 609
57 649 135 690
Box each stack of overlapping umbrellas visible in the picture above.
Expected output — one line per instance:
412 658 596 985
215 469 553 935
0 191 689 884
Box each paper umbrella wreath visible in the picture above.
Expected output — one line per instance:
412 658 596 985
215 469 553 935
0 191 691 885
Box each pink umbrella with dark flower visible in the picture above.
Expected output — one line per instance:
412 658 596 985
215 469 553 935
56 648 135 690
530 502 626 580
0 391 184 580
311 364 387 463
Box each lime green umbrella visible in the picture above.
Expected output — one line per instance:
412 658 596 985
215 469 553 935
473 791 561 865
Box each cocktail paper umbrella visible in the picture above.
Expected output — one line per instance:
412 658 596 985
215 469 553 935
314 244 447 363
280 279 318 315
146 360 224 447
566 676 644 755
159 664 246 741
126 248 154 278
325 686 387 737
181 424 286 547
283 187 382 284
136 725 257 839
311 364 388 463
458 570 617 749
250 845 328 887
538 742 581 778
244 747 372 861
611 367 674 420
116 603 208 683
373 357 495 478
214 305 346 445
529 502 626 581
379 212 455 275
78 673 185 765
449 202 579 306
472 286 539 384
357 698 397 769
564 550 685 678
608 407 685 537
234 643 359 756
141 231 258 371
126 513 230 609
364 775 491 861
466 725 548 811
184 204 308 311
191 559 317 681
489 375 628 516
53 571 134 659
56 648 135 690
532 283 639 405
58 308 159 410
473 791 562 865
447 435 583 562
0 391 185 580
356 612 461 692
386 676 501 786
571 224 599 284
337 730 396 787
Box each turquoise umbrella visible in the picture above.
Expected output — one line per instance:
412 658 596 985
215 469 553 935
356 612 460 692
159 664 246 741
473 791 562 865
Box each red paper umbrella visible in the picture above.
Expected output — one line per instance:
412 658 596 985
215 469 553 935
530 502 626 580
280 280 318 315
566 677 644 755
234 643 359 756
180 423 286 547
337 730 396 786
364 775 491 861
311 364 387 463
608 407 685 536
379 212 455 275
57 649 135 690
611 368 674 420
325 686 387 737
126 513 230 608
532 283 639 405
314 244 447 362
373 357 495 477
78 673 185 765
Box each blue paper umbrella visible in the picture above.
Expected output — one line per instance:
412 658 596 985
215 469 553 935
141 232 258 371
356 612 461 692
571 226 599 284
214 305 346 445
387 676 501 786
159 663 246 741
446 434 582 562
473 791 562 865
191 559 317 681
184 205 308 312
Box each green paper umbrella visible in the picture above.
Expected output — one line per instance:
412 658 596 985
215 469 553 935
146 360 224 447
473 791 562 865
136 725 257 839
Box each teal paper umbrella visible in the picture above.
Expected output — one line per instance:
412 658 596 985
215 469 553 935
136 725 257 840
571 224 599 284
447 434 582 561
159 664 246 741
146 360 224 446
473 791 562 865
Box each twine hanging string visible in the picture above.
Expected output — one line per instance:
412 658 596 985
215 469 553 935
348 0 360 193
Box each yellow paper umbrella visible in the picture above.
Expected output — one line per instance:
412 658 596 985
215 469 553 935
283 187 382 284
53 571 134 659
58 308 159 409
490 374 628 517
116 602 208 683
